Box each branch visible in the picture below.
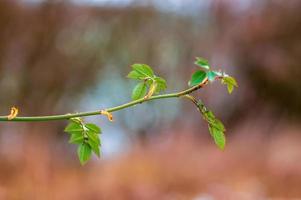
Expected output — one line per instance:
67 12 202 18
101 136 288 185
0 78 209 122
0 58 238 164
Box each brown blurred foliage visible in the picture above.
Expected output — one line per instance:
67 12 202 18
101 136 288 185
1 121 301 199
213 0 301 119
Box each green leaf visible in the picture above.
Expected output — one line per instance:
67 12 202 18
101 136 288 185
131 64 154 78
222 76 238 94
86 130 101 157
204 111 215 123
127 71 144 80
198 103 226 150
65 119 102 164
207 71 218 82
145 79 153 87
85 123 101 134
209 125 226 150
86 131 101 145
195 57 210 70
64 122 84 134
211 119 225 132
69 133 84 144
127 63 166 97
77 143 92 165
154 77 167 93
87 139 101 157
189 70 207 87
131 82 147 100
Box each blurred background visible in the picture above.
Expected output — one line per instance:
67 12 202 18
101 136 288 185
0 0 301 199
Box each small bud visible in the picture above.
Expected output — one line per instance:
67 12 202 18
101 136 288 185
100 110 114 122
8 107 19 120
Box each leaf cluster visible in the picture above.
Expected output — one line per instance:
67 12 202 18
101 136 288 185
127 64 167 100
64 118 101 165
221 76 238 94
189 57 238 94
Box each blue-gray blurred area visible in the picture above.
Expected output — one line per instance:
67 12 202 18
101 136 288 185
0 0 301 199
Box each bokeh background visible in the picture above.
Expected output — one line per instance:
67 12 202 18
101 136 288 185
0 0 301 199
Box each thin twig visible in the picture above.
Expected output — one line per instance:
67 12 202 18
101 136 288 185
0 77 212 122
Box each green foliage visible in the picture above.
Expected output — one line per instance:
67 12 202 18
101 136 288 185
127 71 142 80
221 76 238 94
208 125 226 150
69 133 84 144
207 71 218 82
131 82 147 100
85 123 101 133
59 57 238 165
153 77 167 94
64 118 102 165
194 57 210 70
128 63 167 99
62 57 239 165
64 121 84 133
0 56 239 165
189 57 238 150
189 57 238 94
77 143 92 165
197 101 226 150
131 64 154 77
189 71 207 87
